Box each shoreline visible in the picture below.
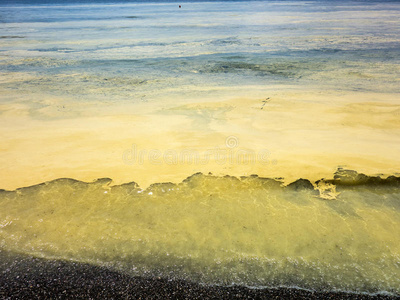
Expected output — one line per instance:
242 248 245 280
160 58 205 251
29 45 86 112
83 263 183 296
1 252 399 300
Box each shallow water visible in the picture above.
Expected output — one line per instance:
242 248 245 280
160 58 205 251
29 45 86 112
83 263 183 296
1 170 400 294
1 0 400 295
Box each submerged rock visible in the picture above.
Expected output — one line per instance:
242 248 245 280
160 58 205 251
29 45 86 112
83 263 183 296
286 178 316 192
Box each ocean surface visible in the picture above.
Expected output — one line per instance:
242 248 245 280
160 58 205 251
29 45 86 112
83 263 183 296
1 0 400 296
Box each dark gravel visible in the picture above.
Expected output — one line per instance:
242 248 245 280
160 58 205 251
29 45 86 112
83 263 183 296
0 252 398 300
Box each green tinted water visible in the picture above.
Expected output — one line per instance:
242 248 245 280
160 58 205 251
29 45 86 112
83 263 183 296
1 170 399 294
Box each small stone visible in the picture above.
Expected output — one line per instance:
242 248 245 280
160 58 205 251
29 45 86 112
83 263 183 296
286 179 315 191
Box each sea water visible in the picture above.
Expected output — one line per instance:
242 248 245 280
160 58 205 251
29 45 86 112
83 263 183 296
1 170 400 294
1 0 400 190
1 0 400 295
